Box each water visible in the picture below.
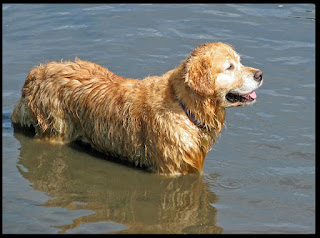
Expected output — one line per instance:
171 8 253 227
2 4 315 234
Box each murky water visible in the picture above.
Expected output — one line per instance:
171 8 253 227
2 4 315 234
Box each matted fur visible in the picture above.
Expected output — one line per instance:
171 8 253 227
11 42 263 175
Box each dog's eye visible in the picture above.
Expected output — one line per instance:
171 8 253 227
227 64 234 70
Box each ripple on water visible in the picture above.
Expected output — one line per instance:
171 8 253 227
53 25 88 30
246 38 314 50
266 56 311 65
82 6 114 11
256 112 275 118
137 28 164 37
63 221 127 234
268 166 314 176
259 89 307 101
204 173 242 190
218 181 242 190
230 4 293 18
203 9 241 18
286 151 315 161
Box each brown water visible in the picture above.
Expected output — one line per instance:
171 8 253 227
2 4 315 234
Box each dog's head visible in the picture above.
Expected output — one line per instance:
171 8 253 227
184 42 263 107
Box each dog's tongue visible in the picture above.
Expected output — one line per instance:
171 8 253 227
249 91 257 99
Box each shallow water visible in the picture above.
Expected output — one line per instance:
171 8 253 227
2 4 315 234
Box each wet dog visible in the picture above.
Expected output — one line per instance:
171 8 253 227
11 42 263 175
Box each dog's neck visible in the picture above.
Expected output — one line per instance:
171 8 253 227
176 96 206 129
168 65 226 136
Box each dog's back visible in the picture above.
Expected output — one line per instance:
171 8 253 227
12 59 142 148
12 59 115 138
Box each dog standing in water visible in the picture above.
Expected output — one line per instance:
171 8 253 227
11 42 263 175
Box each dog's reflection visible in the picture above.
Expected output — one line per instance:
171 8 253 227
14 132 222 234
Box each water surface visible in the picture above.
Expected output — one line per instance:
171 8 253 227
2 4 315 234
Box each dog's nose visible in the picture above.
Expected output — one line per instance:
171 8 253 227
254 70 263 82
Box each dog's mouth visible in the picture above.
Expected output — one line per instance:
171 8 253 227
226 91 257 104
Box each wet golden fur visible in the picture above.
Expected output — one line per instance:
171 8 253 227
11 42 262 175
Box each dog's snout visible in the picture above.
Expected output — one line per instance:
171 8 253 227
254 70 263 82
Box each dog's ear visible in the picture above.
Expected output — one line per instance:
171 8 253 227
184 57 215 96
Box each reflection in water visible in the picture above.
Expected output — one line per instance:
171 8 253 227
14 132 222 234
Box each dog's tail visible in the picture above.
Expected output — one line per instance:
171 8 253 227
11 64 45 129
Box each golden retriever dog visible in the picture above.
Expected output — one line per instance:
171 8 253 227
11 42 263 175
